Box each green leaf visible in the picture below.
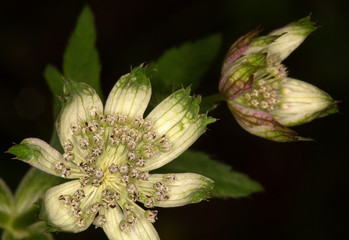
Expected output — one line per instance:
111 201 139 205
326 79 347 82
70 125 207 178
14 168 63 215
44 65 63 116
147 34 222 106
62 5 102 97
1 230 53 240
0 179 13 228
156 151 263 198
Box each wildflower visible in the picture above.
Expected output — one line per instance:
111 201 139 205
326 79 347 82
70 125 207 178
219 17 337 142
9 66 215 239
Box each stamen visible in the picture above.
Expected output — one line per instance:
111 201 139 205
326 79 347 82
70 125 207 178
79 138 89 149
164 173 176 182
77 218 85 228
61 167 71 178
63 140 73 151
119 220 130 231
55 161 64 171
127 151 136 161
92 133 102 143
79 176 89 187
74 189 85 200
63 152 74 161
108 163 118 173
93 215 106 228
143 120 153 130
135 157 146 167
130 169 139 179
145 210 158 223
89 107 99 118
107 114 117 125
126 183 137 194
71 123 82 134
73 208 82 218
139 171 150 181
127 213 137 224
119 164 129 175
95 169 104 179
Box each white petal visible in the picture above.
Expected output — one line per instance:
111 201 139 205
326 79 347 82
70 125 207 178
138 173 213 207
43 180 99 232
141 115 212 171
101 201 159 240
57 81 103 161
271 78 336 126
145 88 193 137
12 138 83 179
104 67 151 120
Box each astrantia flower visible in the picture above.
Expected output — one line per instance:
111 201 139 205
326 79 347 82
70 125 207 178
9 66 215 239
219 17 338 142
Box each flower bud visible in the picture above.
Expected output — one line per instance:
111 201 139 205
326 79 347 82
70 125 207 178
220 17 337 142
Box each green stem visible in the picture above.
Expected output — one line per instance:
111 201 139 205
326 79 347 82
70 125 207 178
202 93 226 104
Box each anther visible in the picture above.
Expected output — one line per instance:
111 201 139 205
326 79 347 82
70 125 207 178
63 152 74 161
108 163 118 173
92 178 102 187
127 140 137 149
89 107 99 118
127 151 136 161
121 175 129 183
55 161 64 171
119 220 130 231
73 208 82 218
71 198 80 208
139 171 150 181
94 169 104 179
127 213 137 224
145 210 158 223
77 218 85 228
79 176 89 187
143 131 156 142
88 203 101 214
107 114 117 125
155 182 168 193
135 157 146 167
79 138 89 149
92 146 103 157
123 203 134 214
74 189 85 200
143 120 153 130
144 198 155 208
134 117 144 127
126 183 137 194
119 164 129 175
71 123 82 134
117 115 127 123
164 173 176 182
93 215 106 228
92 133 102 143
63 140 73 151
61 168 71 178
88 121 99 132
130 169 139 179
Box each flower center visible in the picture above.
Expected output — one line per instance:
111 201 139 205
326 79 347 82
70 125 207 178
55 107 172 229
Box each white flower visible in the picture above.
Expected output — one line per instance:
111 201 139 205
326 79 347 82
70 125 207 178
10 66 215 239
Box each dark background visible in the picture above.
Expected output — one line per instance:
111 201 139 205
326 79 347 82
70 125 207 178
1 0 348 239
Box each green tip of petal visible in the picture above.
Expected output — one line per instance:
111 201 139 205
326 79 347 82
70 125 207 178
295 16 317 35
8 143 33 161
203 116 217 126
189 177 214 203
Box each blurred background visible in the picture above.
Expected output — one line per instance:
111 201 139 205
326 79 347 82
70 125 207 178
0 0 348 239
